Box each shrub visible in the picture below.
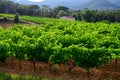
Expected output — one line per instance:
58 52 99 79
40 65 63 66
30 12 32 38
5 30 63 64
14 13 19 23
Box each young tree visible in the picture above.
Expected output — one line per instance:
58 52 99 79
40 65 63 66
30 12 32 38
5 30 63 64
14 13 19 23
57 10 68 18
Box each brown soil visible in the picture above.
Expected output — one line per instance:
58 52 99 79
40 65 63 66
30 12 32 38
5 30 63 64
0 57 120 80
0 19 35 28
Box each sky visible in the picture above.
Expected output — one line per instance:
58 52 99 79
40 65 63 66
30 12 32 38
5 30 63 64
28 0 44 2
17 0 45 2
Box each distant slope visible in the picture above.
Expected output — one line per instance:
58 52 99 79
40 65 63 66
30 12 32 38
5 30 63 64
109 0 120 7
11 0 120 10
75 0 120 10
10 0 91 9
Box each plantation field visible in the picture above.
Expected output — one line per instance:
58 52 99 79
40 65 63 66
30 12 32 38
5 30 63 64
0 14 120 80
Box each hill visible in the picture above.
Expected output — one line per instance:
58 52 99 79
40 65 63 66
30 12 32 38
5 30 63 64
11 0 120 10
109 0 120 7
11 0 91 9
76 0 120 10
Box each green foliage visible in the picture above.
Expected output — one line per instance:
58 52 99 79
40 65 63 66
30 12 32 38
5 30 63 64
0 17 8 22
14 13 19 23
71 46 108 69
57 10 68 18
0 41 9 62
0 14 120 71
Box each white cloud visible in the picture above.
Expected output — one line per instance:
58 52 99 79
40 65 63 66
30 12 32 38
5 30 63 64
27 0 45 2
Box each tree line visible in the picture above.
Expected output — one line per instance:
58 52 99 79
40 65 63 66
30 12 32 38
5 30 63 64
0 0 120 22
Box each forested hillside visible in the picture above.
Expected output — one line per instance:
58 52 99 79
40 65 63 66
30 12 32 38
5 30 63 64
76 0 120 10
0 0 120 22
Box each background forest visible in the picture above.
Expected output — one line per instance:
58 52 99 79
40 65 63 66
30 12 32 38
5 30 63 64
0 0 120 22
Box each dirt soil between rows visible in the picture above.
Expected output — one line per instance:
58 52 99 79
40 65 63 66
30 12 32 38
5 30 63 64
0 57 120 80
0 18 35 28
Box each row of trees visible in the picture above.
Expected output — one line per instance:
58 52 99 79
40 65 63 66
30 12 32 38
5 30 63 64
0 0 52 17
0 0 120 22
71 9 120 22
0 0 69 17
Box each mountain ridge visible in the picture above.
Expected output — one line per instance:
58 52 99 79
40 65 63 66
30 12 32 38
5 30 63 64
11 0 120 10
76 0 120 10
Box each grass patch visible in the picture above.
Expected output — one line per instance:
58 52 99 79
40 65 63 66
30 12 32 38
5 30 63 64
0 73 59 80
